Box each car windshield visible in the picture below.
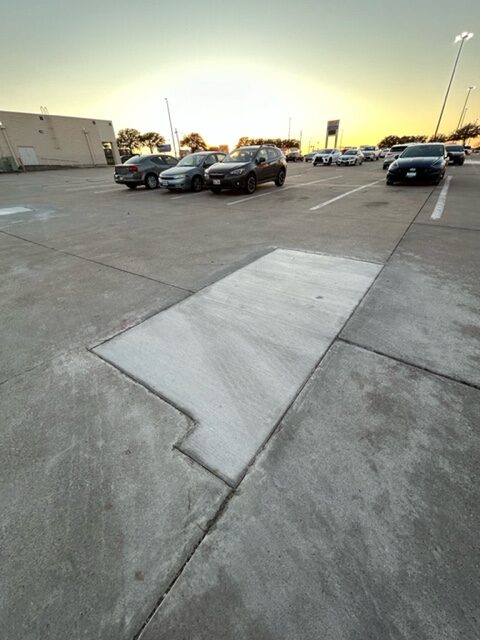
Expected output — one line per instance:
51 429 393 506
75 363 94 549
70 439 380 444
401 144 444 158
317 149 331 154
178 155 205 167
225 147 258 162
344 150 356 155
446 145 464 151
391 146 407 152
363 146 375 150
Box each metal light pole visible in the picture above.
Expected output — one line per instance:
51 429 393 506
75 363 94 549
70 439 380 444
459 107 469 129
456 86 476 130
288 117 291 140
165 98 177 157
433 31 474 140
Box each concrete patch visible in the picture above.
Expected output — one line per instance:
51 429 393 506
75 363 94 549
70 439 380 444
95 249 381 486
0 350 228 640
140 342 480 640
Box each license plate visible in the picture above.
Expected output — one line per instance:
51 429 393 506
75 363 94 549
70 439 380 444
406 171 416 178
213 179 221 185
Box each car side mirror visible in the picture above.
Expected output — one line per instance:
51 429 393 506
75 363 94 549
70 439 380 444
257 157 266 164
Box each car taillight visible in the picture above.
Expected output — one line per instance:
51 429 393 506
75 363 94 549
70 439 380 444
128 166 138 173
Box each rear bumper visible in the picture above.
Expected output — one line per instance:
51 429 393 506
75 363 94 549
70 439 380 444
114 173 144 184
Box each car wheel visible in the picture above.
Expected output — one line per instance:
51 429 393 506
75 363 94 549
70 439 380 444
328 158 332 165
211 187 222 194
243 173 257 194
459 160 464 166
145 173 158 189
275 169 286 187
386 180 394 185
191 175 203 192
126 184 137 189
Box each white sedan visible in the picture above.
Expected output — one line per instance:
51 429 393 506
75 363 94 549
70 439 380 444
336 149 365 166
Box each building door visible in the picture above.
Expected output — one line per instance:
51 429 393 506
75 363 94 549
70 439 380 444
102 142 115 165
18 146 39 165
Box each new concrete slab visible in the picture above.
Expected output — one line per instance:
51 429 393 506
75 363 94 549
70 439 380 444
140 342 480 640
342 223 480 386
0 350 228 640
0 244 187 382
95 249 381 486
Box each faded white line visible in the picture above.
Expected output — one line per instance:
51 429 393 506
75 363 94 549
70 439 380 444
0 206 32 216
227 176 343 206
93 188 128 194
430 175 453 220
309 181 380 211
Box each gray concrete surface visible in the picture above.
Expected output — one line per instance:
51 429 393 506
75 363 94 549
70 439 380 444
1 161 479 639
140 342 480 640
342 223 480 387
0 349 228 640
95 249 380 486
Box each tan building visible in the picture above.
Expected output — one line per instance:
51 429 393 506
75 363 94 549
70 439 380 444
0 110 120 172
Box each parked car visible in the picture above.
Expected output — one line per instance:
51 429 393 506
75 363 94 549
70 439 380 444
286 151 304 162
359 145 380 161
379 147 389 158
159 151 226 192
114 154 178 189
304 150 321 162
336 149 364 166
204 144 287 195
386 143 447 185
313 149 341 166
382 144 412 169
445 145 465 165
463 145 473 155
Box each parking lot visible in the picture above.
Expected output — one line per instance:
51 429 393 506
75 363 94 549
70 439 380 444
1 159 479 639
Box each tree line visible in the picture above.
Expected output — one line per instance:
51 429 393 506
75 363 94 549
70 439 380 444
378 122 480 148
116 129 212 154
236 137 301 149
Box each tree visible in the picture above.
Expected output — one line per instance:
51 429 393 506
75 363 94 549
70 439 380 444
429 134 448 143
140 132 165 153
180 132 208 152
378 135 400 147
116 128 142 154
236 136 251 147
449 122 480 145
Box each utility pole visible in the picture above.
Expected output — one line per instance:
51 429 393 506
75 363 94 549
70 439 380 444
165 98 177 157
288 117 291 140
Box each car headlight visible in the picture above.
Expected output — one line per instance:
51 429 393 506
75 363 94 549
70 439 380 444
389 161 399 171
230 168 246 175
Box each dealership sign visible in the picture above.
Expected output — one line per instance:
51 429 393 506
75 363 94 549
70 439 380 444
326 120 340 136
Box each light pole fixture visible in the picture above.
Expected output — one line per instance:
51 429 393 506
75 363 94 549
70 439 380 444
288 117 291 140
165 98 177 157
433 31 474 139
456 85 476 130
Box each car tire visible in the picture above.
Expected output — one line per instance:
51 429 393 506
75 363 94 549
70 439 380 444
126 184 137 189
145 173 158 189
459 160 464 166
211 187 222 194
386 179 394 185
191 175 203 192
243 173 257 194
328 158 332 165
275 169 286 187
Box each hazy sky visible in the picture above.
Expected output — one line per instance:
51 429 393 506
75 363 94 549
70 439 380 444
1 0 479 149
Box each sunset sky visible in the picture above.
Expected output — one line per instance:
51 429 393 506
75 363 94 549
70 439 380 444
1 0 479 150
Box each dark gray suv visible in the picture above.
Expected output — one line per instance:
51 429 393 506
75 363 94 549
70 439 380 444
204 145 287 194
114 154 178 189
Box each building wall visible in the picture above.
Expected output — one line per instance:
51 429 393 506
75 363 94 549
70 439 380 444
0 110 120 170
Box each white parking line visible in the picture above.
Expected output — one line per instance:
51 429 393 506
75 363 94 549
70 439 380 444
227 176 343 206
430 176 453 220
93 188 127 194
65 184 115 192
0 206 32 216
309 181 380 211
170 195 185 200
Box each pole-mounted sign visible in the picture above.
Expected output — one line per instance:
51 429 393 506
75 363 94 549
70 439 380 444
325 120 340 147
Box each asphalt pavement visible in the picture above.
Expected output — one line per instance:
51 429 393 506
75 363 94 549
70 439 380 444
1 158 479 639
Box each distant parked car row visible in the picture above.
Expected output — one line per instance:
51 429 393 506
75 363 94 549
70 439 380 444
114 144 287 195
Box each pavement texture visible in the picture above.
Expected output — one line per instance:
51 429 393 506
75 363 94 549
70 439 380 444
1 160 479 639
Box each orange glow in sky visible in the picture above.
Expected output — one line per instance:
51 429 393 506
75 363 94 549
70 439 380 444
1 0 479 151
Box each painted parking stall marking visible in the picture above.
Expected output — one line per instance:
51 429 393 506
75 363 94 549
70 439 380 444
0 206 32 216
430 176 453 220
227 175 344 206
310 180 380 211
